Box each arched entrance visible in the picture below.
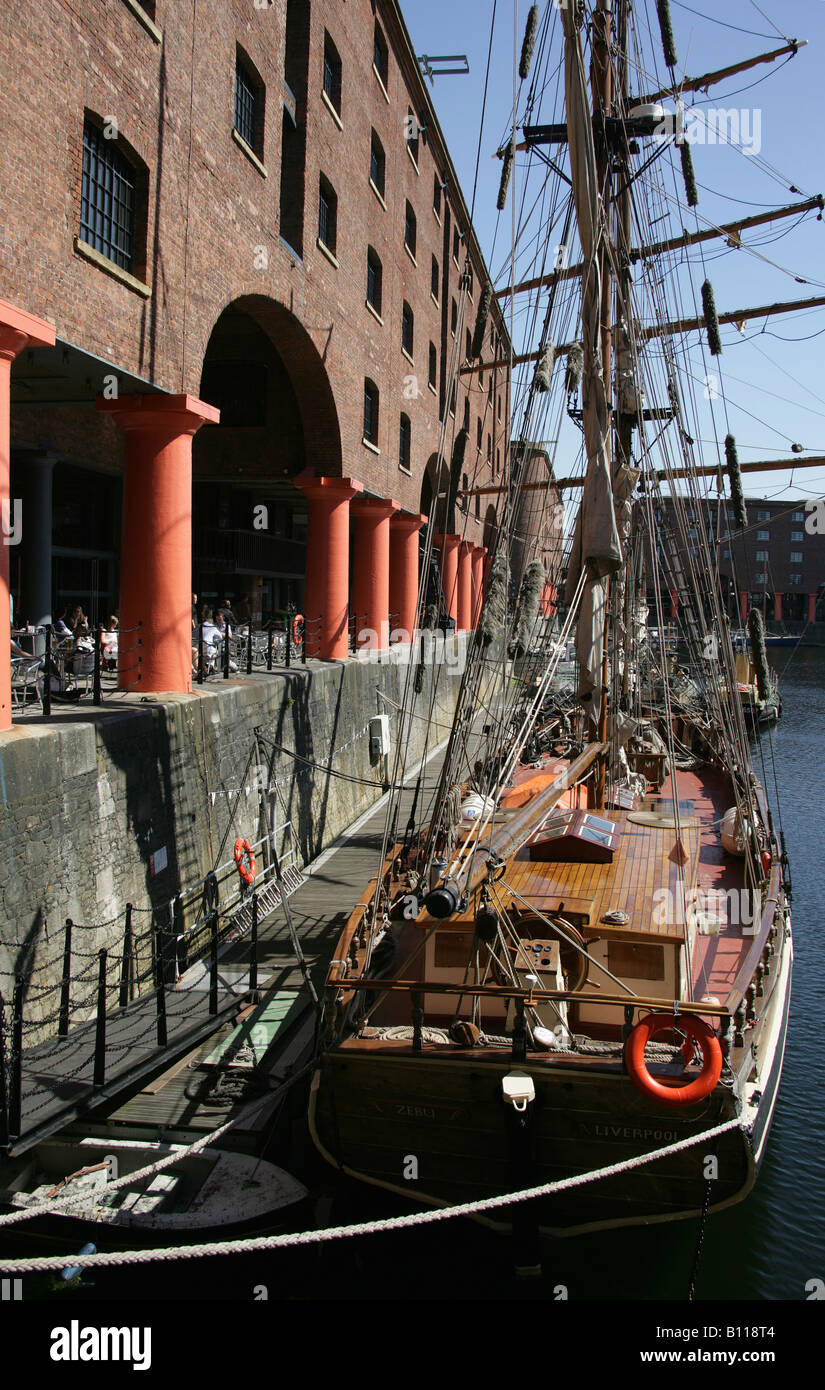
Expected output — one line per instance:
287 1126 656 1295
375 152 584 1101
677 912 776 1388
194 294 342 625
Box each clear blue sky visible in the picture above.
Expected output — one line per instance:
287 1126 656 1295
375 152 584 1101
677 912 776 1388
399 0 825 505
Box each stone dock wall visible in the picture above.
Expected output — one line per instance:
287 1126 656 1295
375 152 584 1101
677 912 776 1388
0 640 471 1032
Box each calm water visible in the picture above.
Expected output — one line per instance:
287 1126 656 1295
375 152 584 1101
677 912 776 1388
23 648 825 1305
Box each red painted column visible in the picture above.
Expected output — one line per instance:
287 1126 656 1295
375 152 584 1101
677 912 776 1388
435 532 461 626
471 545 486 625
457 540 474 632
351 496 399 650
99 394 219 694
294 472 363 659
740 590 749 623
390 511 425 642
0 299 55 732
808 592 817 624
773 592 782 622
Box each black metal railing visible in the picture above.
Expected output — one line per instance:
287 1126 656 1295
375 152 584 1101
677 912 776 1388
11 623 142 720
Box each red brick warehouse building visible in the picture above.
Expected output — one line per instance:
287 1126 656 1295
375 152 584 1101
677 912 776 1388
0 0 511 718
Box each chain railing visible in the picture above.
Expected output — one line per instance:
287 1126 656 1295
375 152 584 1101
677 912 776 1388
195 617 319 683
11 623 142 719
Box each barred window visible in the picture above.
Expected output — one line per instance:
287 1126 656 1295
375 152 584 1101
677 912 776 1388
399 414 411 472
370 130 385 197
373 22 389 88
318 175 337 254
364 380 379 444
401 302 414 356
80 121 137 271
323 33 342 115
367 247 383 314
235 58 257 149
404 201 417 257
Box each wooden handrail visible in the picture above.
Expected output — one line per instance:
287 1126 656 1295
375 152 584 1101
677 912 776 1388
337 974 731 1018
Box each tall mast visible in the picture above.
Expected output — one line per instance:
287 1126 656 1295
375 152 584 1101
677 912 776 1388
592 0 614 808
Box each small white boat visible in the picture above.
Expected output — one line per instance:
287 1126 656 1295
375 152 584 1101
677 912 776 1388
0 1136 307 1235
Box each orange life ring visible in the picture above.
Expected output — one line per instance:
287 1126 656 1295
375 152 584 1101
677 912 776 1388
233 838 257 885
624 1012 722 1108
291 613 304 646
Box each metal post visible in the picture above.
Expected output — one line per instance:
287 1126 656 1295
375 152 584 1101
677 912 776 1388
154 923 168 1047
58 919 73 1037
209 908 219 1015
198 623 204 684
9 977 24 1141
43 623 52 718
411 990 424 1053
285 622 291 668
302 617 307 665
93 950 107 1088
512 997 527 1062
266 626 273 671
119 904 133 1008
93 625 102 705
250 891 258 994
0 991 9 1152
223 631 230 679
246 627 253 675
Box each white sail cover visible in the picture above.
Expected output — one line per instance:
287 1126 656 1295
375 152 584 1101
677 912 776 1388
560 6 622 705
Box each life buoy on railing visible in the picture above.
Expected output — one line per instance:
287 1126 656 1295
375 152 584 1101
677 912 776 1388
291 614 304 646
234 838 257 885
624 1012 722 1108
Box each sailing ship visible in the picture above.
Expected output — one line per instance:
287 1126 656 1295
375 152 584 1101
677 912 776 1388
307 0 807 1235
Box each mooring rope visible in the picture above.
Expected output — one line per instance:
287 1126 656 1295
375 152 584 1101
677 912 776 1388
0 1118 741 1271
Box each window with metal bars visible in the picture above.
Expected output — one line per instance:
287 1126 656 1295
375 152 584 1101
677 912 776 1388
399 414 411 472
80 121 137 271
234 58 257 150
364 380 379 444
373 22 389 89
367 248 382 314
401 302 414 357
318 176 337 254
323 33 342 115
370 131 385 197
404 201 416 257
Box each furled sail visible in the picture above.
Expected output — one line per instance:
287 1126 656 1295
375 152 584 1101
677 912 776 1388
560 5 622 706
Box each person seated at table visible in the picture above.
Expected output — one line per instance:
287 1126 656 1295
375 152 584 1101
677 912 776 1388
100 615 118 669
217 598 237 631
11 636 26 658
71 622 95 677
53 609 71 636
70 605 88 635
198 608 222 651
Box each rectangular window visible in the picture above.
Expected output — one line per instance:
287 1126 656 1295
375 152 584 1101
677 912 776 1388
323 34 342 116
406 108 419 165
433 174 442 219
450 298 457 336
754 573 767 584
80 120 136 271
373 22 389 89
755 550 768 561
399 414 411 472
234 59 257 150
792 510 805 522
370 131 385 197
401 302 414 357
757 530 770 541
367 248 383 315
318 177 337 254
431 255 439 300
789 574 802 586
790 552 803 563
429 343 437 389
404 201 417 257
757 510 770 521
364 381 379 444
791 530 804 541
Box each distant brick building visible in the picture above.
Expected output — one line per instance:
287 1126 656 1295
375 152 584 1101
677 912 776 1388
640 493 825 626
0 0 511 715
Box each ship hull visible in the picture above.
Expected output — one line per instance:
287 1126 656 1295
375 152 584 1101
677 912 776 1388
311 919 792 1237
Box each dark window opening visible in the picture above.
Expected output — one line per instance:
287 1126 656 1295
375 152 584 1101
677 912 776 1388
80 120 138 272
402 301 414 356
429 343 437 389
406 107 419 164
431 255 439 300
364 380 379 444
323 32 342 115
370 130 385 196
367 247 383 315
433 174 442 218
399 414 411 472
318 174 337 254
373 22 389 88
404 201 417 257
234 54 259 152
